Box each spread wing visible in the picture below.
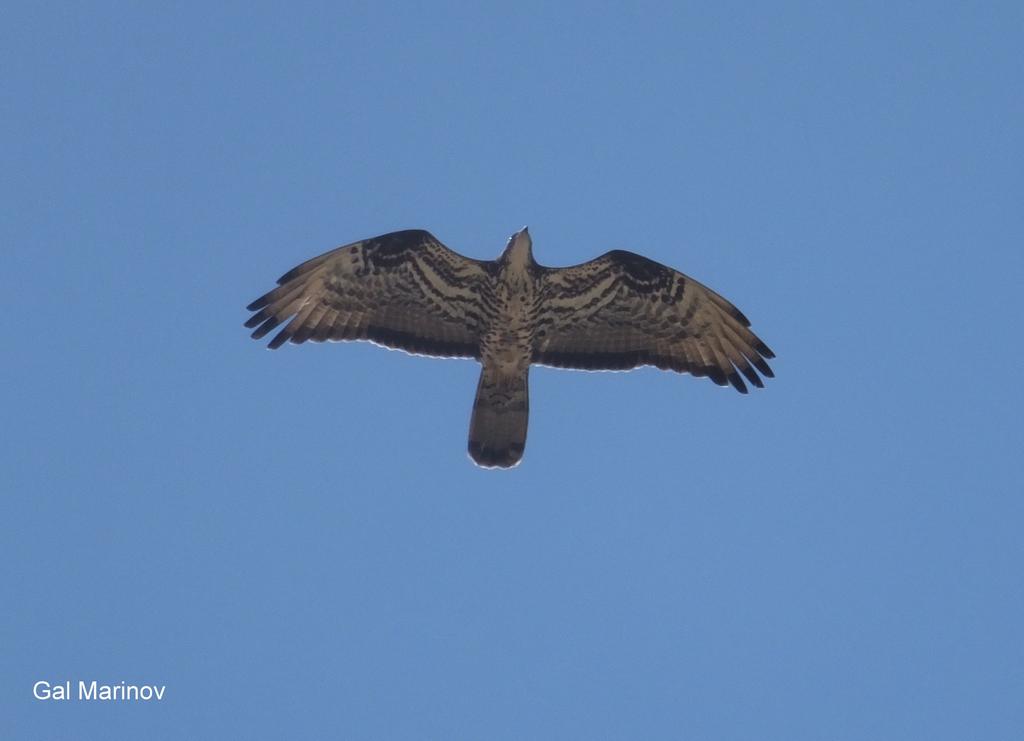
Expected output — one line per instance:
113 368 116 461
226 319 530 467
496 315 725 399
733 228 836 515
245 230 495 358
535 250 774 393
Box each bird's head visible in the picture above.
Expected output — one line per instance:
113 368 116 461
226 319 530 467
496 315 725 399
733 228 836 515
501 226 533 269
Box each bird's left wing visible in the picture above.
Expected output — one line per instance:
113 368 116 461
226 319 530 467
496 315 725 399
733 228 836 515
534 250 774 392
245 230 495 358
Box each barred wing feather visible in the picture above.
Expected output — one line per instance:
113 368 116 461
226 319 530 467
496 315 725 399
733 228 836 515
534 250 774 393
245 230 494 359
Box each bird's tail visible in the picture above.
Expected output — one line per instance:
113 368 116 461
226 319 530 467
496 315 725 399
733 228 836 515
468 363 530 469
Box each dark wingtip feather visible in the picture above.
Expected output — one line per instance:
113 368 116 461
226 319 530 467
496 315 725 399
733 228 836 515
749 354 774 378
707 366 728 386
757 340 775 359
246 295 270 312
267 329 291 350
244 310 267 329
727 370 749 394
250 315 282 340
738 362 764 389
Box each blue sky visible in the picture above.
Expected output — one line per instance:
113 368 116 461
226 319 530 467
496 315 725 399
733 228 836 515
2 2 1021 739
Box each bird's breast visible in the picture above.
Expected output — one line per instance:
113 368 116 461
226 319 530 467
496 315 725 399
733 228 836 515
480 278 540 369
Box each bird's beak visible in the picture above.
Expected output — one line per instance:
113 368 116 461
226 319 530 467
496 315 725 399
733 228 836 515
506 226 530 250
508 226 529 243
502 226 533 263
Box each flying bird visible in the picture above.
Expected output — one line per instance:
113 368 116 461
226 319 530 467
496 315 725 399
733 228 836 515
245 228 774 468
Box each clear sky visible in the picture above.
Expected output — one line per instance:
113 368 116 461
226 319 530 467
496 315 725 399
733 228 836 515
3 2 1021 739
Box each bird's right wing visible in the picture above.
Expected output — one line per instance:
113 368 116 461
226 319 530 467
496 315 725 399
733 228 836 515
245 230 495 358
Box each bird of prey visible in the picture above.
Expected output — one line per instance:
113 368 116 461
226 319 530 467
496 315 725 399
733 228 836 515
245 227 774 468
